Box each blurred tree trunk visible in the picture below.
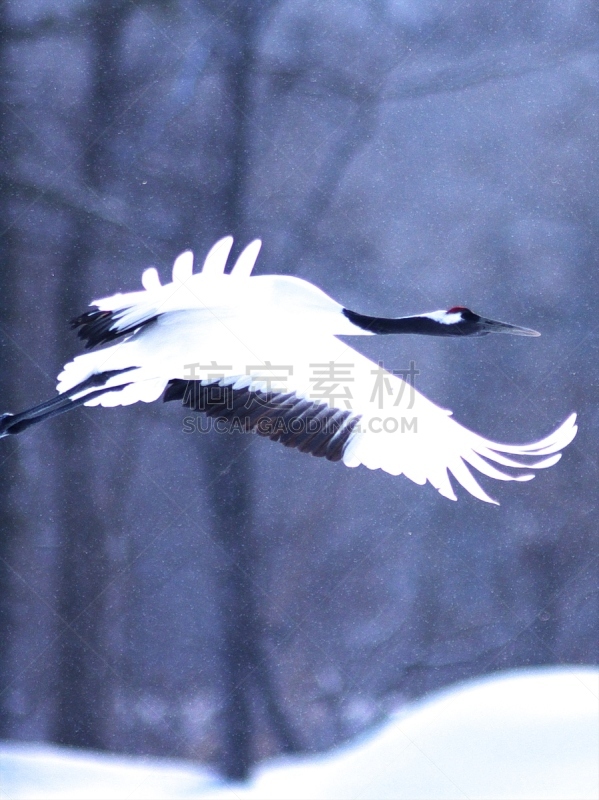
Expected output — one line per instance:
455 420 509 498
54 0 128 749
0 2 11 729
0 1 22 739
212 2 299 779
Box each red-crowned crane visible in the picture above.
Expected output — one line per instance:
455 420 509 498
0 237 577 503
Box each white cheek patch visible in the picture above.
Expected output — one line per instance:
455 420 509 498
424 310 463 325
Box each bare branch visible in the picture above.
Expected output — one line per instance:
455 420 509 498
0 170 133 229
381 38 599 103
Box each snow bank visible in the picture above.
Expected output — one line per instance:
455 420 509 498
206 666 598 800
0 745 218 800
1 666 597 800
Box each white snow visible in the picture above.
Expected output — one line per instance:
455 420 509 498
0 746 219 800
1 666 597 800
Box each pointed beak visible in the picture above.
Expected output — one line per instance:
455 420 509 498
478 316 541 337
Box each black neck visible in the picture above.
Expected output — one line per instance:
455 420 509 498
343 308 470 336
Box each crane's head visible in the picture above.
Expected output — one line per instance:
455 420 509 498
435 307 541 337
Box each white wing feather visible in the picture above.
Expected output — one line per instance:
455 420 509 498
201 236 233 275
141 267 161 291
231 239 262 277
172 250 194 283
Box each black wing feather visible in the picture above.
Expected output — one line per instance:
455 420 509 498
163 380 361 462
71 307 159 349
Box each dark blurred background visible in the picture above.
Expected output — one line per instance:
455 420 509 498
0 0 597 782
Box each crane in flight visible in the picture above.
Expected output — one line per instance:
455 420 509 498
0 237 576 503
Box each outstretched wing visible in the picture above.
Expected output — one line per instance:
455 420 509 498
71 238 262 349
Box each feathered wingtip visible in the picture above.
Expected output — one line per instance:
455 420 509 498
493 412 577 456
71 237 263 349
455 413 578 504
231 239 262 277
140 237 262 286
344 411 578 505
196 236 262 277
198 235 262 277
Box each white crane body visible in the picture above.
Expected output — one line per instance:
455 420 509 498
0 236 577 504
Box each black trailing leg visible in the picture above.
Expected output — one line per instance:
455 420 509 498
0 368 137 437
